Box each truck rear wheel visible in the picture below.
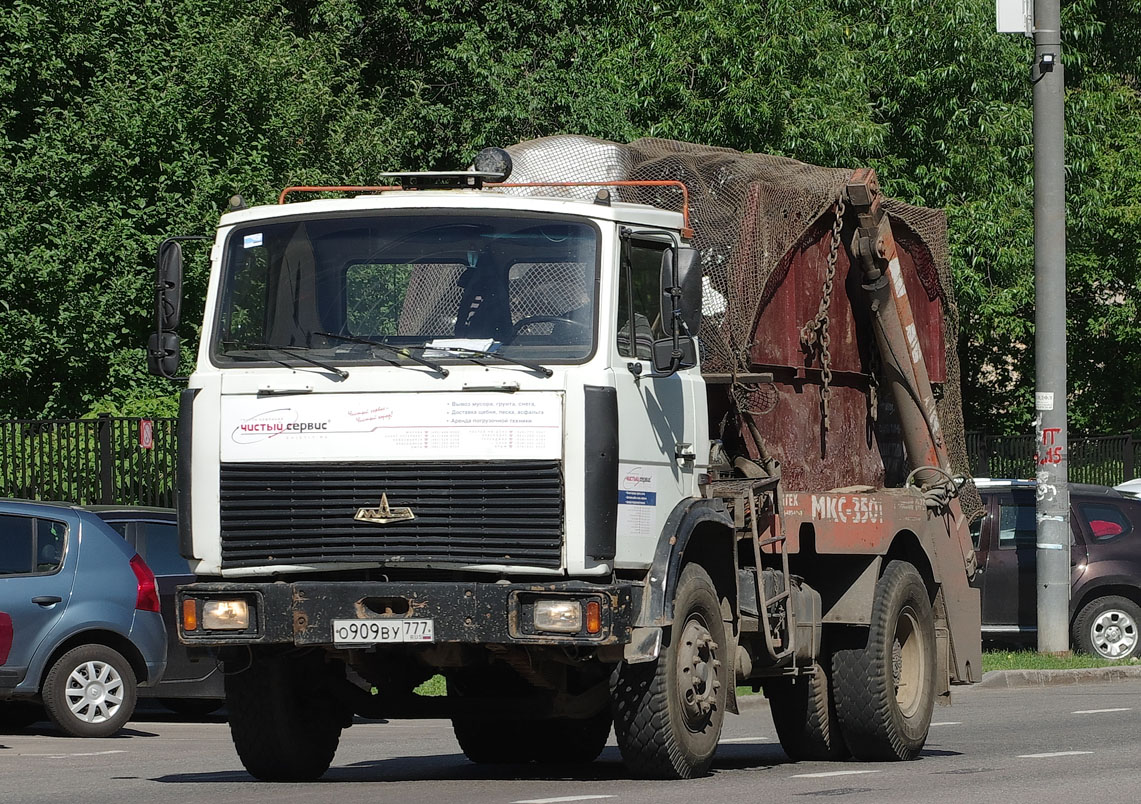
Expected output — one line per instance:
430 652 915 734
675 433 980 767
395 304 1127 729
832 560 936 761
226 652 344 781
612 563 727 779
765 661 849 761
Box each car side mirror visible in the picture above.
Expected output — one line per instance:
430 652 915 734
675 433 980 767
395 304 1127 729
659 247 703 337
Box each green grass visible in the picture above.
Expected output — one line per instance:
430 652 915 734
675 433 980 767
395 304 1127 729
981 650 1141 672
413 675 447 697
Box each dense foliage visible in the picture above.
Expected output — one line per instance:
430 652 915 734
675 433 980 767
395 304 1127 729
1 0 1138 433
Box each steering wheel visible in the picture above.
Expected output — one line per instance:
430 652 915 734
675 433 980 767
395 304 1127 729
511 315 591 337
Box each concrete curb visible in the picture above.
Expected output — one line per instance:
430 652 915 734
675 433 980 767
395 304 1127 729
735 665 1141 704
974 665 1141 689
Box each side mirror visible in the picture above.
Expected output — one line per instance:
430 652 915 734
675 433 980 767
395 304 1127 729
659 247 703 336
148 234 207 379
651 337 698 374
157 240 184 331
147 332 181 378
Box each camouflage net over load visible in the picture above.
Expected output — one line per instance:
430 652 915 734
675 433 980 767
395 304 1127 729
499 136 977 512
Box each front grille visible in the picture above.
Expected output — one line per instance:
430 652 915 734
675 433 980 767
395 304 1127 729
219 461 564 569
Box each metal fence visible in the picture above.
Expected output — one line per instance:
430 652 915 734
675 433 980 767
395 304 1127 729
967 432 1139 486
0 415 178 507
3 415 1141 507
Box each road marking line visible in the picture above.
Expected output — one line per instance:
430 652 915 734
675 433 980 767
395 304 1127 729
719 736 771 743
25 750 127 758
791 770 882 779
513 797 615 804
930 721 962 726
1017 751 1095 759
1071 708 1132 715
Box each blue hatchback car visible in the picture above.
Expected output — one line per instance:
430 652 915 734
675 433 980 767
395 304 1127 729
0 500 167 737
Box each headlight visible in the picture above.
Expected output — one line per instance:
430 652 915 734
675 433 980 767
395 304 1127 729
533 600 582 633
202 599 250 630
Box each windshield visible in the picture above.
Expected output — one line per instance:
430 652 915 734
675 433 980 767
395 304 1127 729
212 212 599 367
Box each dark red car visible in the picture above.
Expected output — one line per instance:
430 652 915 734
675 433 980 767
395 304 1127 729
971 479 1141 659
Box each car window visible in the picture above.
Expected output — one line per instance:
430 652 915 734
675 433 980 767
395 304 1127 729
997 502 1036 548
1079 502 1132 542
0 514 66 575
136 522 189 576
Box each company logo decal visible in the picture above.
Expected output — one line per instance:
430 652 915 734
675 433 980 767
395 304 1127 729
621 467 654 490
231 408 330 444
354 494 415 525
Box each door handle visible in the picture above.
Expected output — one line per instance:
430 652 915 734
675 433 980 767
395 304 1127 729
32 596 62 606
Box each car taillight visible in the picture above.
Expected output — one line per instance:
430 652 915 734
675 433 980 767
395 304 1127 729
130 554 160 613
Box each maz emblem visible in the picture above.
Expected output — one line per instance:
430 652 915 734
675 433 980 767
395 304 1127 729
354 494 415 524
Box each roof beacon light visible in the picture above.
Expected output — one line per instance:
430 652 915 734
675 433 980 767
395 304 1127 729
472 147 513 183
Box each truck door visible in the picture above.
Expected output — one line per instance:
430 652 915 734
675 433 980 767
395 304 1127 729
611 232 704 566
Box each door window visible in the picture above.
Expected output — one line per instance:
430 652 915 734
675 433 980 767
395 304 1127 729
617 238 668 359
997 502 1036 549
0 515 66 575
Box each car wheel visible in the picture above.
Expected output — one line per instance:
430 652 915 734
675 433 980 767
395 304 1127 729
42 644 137 738
1073 596 1140 660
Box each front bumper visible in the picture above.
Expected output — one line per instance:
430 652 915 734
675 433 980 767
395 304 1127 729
177 580 634 647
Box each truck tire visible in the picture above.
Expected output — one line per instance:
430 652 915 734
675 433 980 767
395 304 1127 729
452 717 534 764
42 644 137 738
832 560 936 761
765 661 849 761
453 709 611 765
1073 596 1140 660
612 563 727 779
531 709 612 764
226 652 344 781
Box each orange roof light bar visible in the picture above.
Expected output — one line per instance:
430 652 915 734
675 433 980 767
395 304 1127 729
494 180 693 239
277 179 694 238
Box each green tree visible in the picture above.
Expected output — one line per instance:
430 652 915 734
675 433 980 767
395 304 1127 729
2 0 1139 436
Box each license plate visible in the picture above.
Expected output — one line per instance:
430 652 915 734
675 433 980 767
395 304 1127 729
332 618 435 645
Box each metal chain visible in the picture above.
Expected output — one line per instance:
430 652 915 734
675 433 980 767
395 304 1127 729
799 194 846 430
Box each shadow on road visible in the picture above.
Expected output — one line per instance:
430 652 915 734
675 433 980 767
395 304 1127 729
153 743 792 784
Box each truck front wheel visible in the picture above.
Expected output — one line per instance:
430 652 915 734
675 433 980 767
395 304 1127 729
226 651 345 781
831 560 936 761
612 563 727 779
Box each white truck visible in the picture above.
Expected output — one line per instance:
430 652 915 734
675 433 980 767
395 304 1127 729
149 137 980 781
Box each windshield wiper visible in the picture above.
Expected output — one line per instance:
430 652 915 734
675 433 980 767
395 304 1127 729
235 344 350 379
315 332 449 378
425 346 554 378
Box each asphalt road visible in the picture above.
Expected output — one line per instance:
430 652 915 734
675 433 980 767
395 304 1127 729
2 680 1139 804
